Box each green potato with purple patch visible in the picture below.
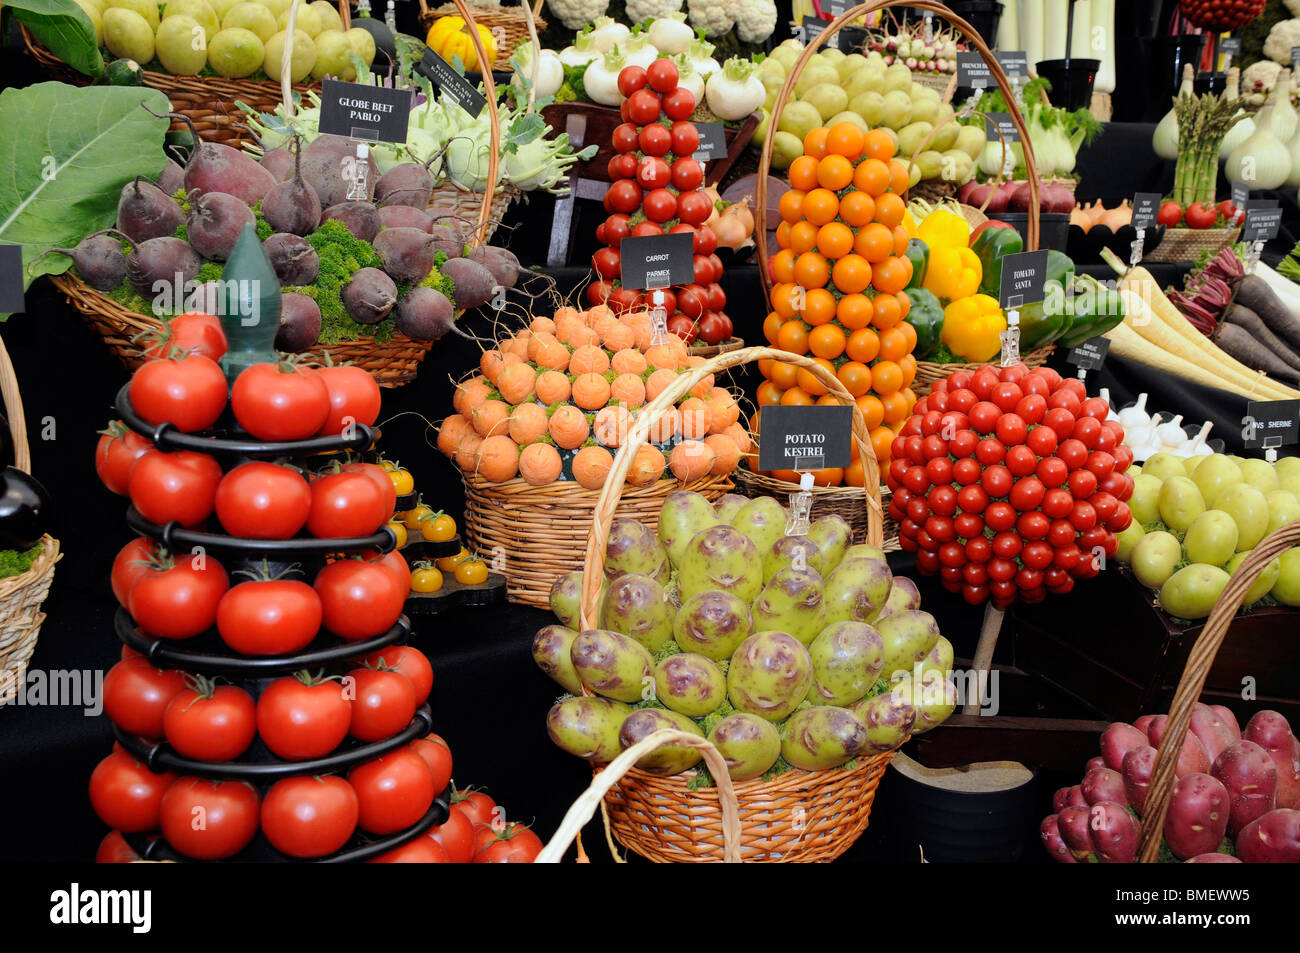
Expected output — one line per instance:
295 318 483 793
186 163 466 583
658 490 721 568
895 669 958 734
921 635 954 677
713 493 749 524
707 712 782 780
532 624 583 694
604 517 670 581
654 653 727 717
727 631 814 722
781 705 868 770
618 708 704 774
729 496 788 555
852 686 917 751
876 608 941 680
807 620 885 705
599 573 673 651
751 567 826 645
674 589 753 660
549 570 583 629
807 515 851 572
678 524 763 604
547 695 634 762
823 554 893 626
762 534 823 582
876 576 921 621
570 628 654 703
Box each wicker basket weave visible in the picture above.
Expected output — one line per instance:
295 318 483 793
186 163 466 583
0 337 61 705
1146 225 1242 264
418 0 546 53
569 344 891 863
733 467 900 552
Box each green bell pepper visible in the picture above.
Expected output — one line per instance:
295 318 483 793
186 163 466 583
904 287 944 360
1057 275 1127 348
1018 250 1076 350
971 225 1023 299
905 239 929 290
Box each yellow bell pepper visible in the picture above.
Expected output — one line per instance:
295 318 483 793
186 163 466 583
923 246 983 301
901 208 919 239
916 207 971 252
426 15 497 73
942 294 1006 363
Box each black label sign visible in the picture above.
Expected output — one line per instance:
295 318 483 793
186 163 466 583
1245 400 1300 450
998 250 1048 309
822 0 852 15
1066 336 1111 371
1131 192 1163 230
958 51 993 88
995 51 1029 78
415 49 488 118
1220 38 1242 56
984 112 1021 143
757 405 853 471
318 79 412 143
619 232 694 290
1231 181 1249 212
798 16 864 52
0 244 24 315
693 122 727 162
1242 202 1283 243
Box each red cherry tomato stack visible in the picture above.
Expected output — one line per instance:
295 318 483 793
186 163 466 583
885 362 1136 609
588 58 734 347
90 313 477 863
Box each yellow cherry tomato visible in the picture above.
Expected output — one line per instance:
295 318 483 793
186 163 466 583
386 521 408 548
388 468 415 495
436 547 470 572
411 564 444 593
421 512 457 543
454 559 489 585
404 503 434 531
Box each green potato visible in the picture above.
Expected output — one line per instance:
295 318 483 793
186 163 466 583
876 576 921 621
674 589 752 661
208 26 265 77
678 525 762 604
1239 458 1279 494
309 0 342 32
807 621 884 706
729 496 788 556
1280 473 1300 498
1128 473 1163 525
102 7 154 63
922 635 954 676
1158 476 1206 532
770 131 803 171
1225 552 1281 607
618 709 703 775
1159 564 1230 619
654 653 726 717
762 534 822 583
708 713 781 780
310 27 353 79
155 15 208 74
751 568 826 645
605 517 669 580
1217 483 1270 551
263 28 314 82
163 0 219 36
548 570 583 629
848 90 887 126
1183 454 1207 477
776 101 822 142
713 492 748 524
1115 521 1145 564
1183 510 1239 566
823 554 893 625
1277 457 1300 480
852 688 917 752
875 608 941 681
827 111 870 134
781 706 867 770
1191 454 1242 507
1131 530 1183 588
758 55 786 80
801 83 848 121
1271 548 1300 606
343 25 375 65
1266 490 1300 536
892 670 958 734
569 629 653 703
836 52 868 82
793 63 839 98
599 574 673 651
546 696 633 762
221 2 276 40
532 624 583 694
727 631 813 722
882 63 913 93
658 490 720 569
881 89 913 129
807 515 851 572
277 3 322 37
954 124 987 160
816 47 845 66
1142 452 1187 483
106 0 159 28
896 120 934 156
74 0 103 42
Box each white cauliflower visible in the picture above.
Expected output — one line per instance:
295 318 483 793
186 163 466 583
1287 0 1300 15
734 0 776 42
1243 58 1284 99
687 0 735 37
1265 18 1300 65
546 0 609 30
626 0 683 24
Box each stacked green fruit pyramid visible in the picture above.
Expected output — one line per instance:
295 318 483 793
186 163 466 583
534 490 958 781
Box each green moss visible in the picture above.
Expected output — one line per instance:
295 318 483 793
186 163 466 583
0 542 44 580
196 262 223 284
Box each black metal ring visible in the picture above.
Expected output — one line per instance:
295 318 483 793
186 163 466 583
126 507 398 556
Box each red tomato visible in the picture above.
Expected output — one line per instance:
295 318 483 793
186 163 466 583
602 214 632 247
1184 201 1218 229
610 123 640 154
214 461 311 539
592 246 621 279
315 365 381 439
676 284 708 319
111 536 157 606
1042 487 1075 519
995 413 1027 446
675 189 712 225
427 805 475 862
410 734 453 792
128 449 222 527
667 314 698 343
367 548 411 587
643 187 679 223
1017 510 1050 540
231 363 330 441
128 550 229 640
661 86 695 121
1157 201 1182 226
257 674 351 760
307 470 389 539
669 120 700 157
1004 445 1037 477
350 750 436 835
1043 407 1077 440
89 752 175 832
342 462 397 518
604 179 642 215
694 224 718 255
607 285 642 314
626 88 661 125
1026 425 1058 457
315 558 407 640
217 576 322 655
261 775 359 859
451 788 499 829
671 157 704 191
347 667 418 742
141 311 228 362
1036 456 1069 488
636 155 671 190
95 422 153 496
371 838 449 862
96 830 142 863
160 777 260 860
985 501 1016 532
1009 476 1045 511
363 645 433 705
129 354 228 433
474 823 543 863
163 683 256 761
697 311 730 345
103 657 187 738
646 58 678 93
617 64 647 97
607 153 637 181
1057 438 1089 471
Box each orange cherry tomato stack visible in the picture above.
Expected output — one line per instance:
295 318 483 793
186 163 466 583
758 123 921 485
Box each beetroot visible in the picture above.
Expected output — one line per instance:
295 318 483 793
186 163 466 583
300 135 377 207
427 223 465 259
1082 766 1128 807
187 191 256 261
143 108 275 206
1211 740 1278 837
440 256 497 309
322 202 381 243
117 176 183 242
1040 814 1078 863
126 236 200 296
394 287 455 341
263 233 319 285
1243 710 1300 809
374 160 435 208
1190 702 1241 765
1100 722 1148 771
1185 853 1242 862
1164 772 1230 860
1122 744 1156 815
260 147 296 182
260 139 321 237
1235 808 1300 862
341 267 396 324
1146 714 1212 777
469 244 520 289
377 205 434 232
158 158 185 196
276 292 321 352
372 227 439 284
34 230 127 291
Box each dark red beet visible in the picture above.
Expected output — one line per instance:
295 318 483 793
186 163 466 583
276 292 322 351
263 233 320 285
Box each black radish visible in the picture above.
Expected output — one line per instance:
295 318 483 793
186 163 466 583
1222 304 1300 374
372 228 438 284
1231 274 1300 354
33 230 128 291
261 138 321 236
263 233 320 285
1215 322 1300 386
187 190 256 261
276 292 322 351
342 267 397 324
143 106 275 206
322 202 381 243
117 175 184 242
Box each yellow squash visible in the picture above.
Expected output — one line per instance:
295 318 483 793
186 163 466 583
426 15 496 73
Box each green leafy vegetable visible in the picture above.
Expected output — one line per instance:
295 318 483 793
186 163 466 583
5 0 103 78
0 542 44 580
2 82 170 318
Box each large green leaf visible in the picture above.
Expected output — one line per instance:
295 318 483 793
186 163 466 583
0 82 171 320
7 0 104 79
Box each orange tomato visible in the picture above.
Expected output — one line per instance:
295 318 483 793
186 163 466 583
878 325 909 362
788 220 818 255
895 320 917 354
801 188 839 227
837 360 872 397
872 359 902 395
780 386 815 406
826 121 865 158
892 224 910 256
809 467 844 487
870 425 895 462
853 157 891 196
778 189 807 223
831 254 872 294
901 386 917 412
800 287 837 326
793 251 830 289
776 319 809 354
769 248 796 284
775 220 792 249
844 456 866 487
756 380 785 406
871 292 901 329
816 394 841 406
863 129 896 161
887 158 911 195
856 394 885 431
854 222 894 263
836 293 874 330
896 290 912 320
900 355 917 388
770 360 800 390
871 256 909 295
838 191 876 228
846 327 880 363
808 323 846 360
763 311 783 344
881 389 910 425
803 127 830 160
757 358 774 379
874 193 905 228
772 282 800 319
817 153 854 191
816 222 854 260
797 357 835 396
788 156 819 192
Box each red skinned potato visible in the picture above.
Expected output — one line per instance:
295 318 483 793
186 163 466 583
1146 714 1212 777
1123 745 1156 815
1089 801 1141 863
1083 766 1128 807
1041 814 1078 863
1101 722 1149 771
1056 805 1095 860
1243 710 1300 809
1135 714 1157 736
1186 853 1242 863
1053 785 1088 812
1085 756 1106 774
1191 702 1242 765
1211 740 1278 837
1164 772 1230 860
1235 808 1300 863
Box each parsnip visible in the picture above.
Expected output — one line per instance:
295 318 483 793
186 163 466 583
1105 321 1279 400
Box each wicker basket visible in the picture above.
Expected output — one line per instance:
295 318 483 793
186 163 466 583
687 337 744 359
429 182 520 246
1146 225 1242 264
566 345 890 863
733 467 899 552
418 0 546 53
913 70 958 100
912 344 1056 397
1137 520 1300 862
0 337 61 705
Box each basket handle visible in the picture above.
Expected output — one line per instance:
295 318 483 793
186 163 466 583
578 345 884 632
1136 520 1300 863
536 729 743 863
754 0 1041 307
339 0 350 30
0 336 31 474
